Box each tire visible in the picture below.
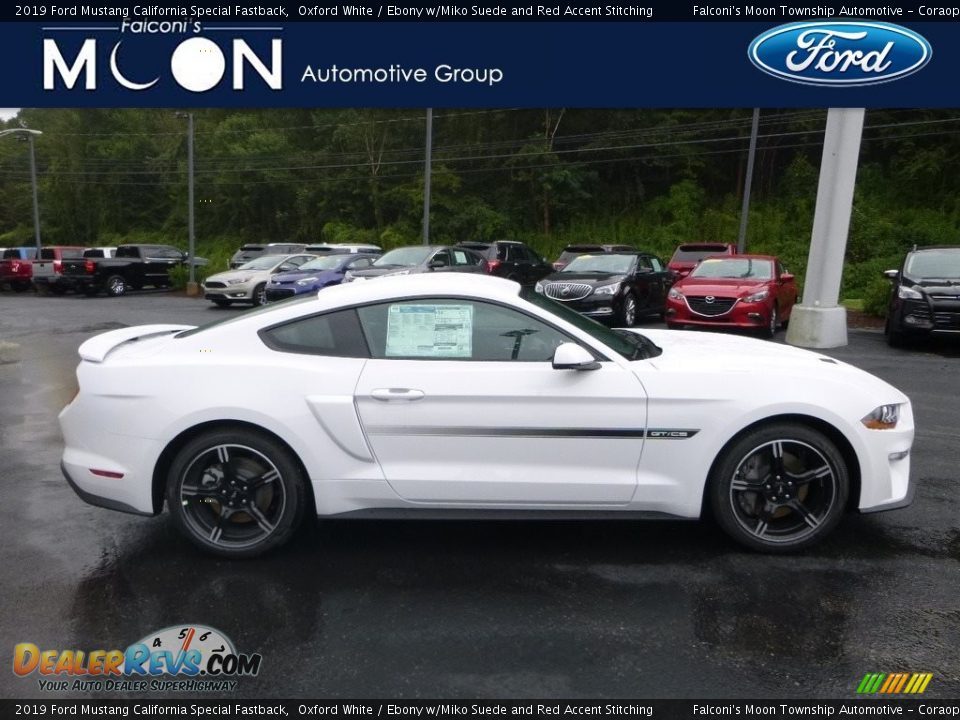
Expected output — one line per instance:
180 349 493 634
885 318 906 348
12 281 29 293
212 298 231 308
709 422 849 553
667 322 684 330
165 428 307 558
618 292 638 327
105 275 127 297
764 305 779 339
253 283 267 306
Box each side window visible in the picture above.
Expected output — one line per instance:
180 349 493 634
636 256 653 271
357 299 576 362
451 249 474 267
349 257 372 270
777 261 787 277
260 309 369 358
430 250 452 268
649 257 664 272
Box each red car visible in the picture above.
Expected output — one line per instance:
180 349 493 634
0 247 38 292
667 242 738 279
665 254 798 337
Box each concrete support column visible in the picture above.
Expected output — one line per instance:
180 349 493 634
786 108 865 349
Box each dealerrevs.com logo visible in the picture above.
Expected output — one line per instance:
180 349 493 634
13 624 262 692
749 21 932 86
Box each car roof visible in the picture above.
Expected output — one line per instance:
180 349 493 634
678 242 733 249
908 245 960 252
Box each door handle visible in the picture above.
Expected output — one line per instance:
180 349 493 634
370 388 425 402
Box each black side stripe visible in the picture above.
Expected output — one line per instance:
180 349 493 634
365 427 699 439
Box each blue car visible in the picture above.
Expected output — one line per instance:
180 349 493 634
264 252 379 302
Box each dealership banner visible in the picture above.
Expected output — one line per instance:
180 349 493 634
3 1 960 106
4 699 960 718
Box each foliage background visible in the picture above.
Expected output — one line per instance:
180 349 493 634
2 108 957 310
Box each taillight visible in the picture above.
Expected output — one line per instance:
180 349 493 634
84 260 95 274
486 259 501 274
54 260 62 274
10 261 20 272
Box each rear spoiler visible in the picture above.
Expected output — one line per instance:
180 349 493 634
78 324 194 363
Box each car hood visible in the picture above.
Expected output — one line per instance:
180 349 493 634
906 276 960 294
544 272 626 286
633 329 907 400
270 269 341 284
206 268 270 283
675 278 767 296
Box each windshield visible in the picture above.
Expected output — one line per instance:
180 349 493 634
563 254 635 274
672 245 731 262
374 247 432 267
690 257 772 280
299 256 349 272
239 255 287 271
905 250 960 279
522 288 661 361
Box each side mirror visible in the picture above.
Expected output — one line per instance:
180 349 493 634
429 259 448 269
552 343 600 371
780 273 794 283
883 269 899 280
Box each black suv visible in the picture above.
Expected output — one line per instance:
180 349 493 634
457 240 551 285
884 246 960 346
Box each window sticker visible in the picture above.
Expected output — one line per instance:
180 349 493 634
385 304 473 358
453 250 468 264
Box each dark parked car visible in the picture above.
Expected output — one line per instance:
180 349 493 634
457 240 551 285
535 251 671 326
667 242 738 279
342 245 487 282
884 245 960 346
665 254 797 338
61 244 206 297
265 252 381 302
552 243 635 272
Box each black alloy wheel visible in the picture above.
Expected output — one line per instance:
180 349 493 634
166 429 306 558
709 423 849 552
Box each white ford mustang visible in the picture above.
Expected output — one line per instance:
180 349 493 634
60 274 914 557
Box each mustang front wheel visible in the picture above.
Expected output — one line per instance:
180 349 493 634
709 423 849 552
166 428 306 558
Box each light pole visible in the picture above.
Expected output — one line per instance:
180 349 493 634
0 128 43 258
175 113 198 295
422 108 432 245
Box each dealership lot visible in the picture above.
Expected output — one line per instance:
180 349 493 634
1 290 958 699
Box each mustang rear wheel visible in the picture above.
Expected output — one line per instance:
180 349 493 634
166 428 306 558
709 423 849 553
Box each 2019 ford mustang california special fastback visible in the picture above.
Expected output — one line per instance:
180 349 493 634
60 274 914 558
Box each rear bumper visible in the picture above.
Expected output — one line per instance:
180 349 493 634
61 461 153 517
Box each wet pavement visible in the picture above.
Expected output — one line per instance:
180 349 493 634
1 290 958 699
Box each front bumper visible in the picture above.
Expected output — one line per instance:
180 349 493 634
890 297 960 336
555 295 618 319
203 282 256 302
666 296 771 329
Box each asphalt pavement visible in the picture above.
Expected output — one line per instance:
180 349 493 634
1 289 958 700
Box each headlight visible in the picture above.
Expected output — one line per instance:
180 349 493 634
667 287 684 301
534 281 545 294
743 288 770 303
861 404 901 430
225 276 251 285
593 282 621 296
898 285 923 300
296 277 318 287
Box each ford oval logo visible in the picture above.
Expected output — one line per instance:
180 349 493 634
748 21 932 86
